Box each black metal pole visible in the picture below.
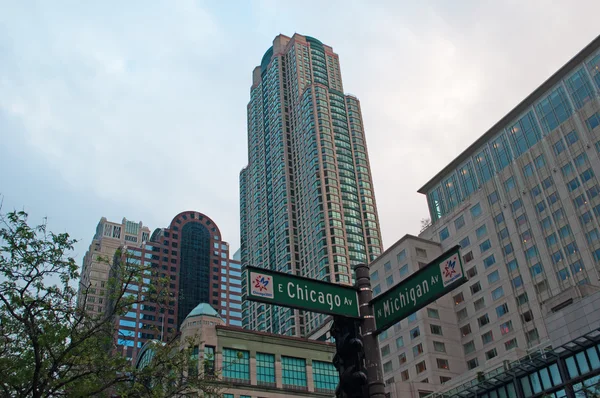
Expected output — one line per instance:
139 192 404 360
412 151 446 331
355 263 386 398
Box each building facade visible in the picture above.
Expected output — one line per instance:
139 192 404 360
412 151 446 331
240 33 383 338
78 217 150 316
371 35 600 398
137 303 338 398
107 211 242 361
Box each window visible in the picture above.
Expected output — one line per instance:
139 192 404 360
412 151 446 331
587 112 600 131
574 194 587 208
410 327 420 339
416 361 427 374
413 343 424 357
532 185 542 197
576 152 589 168
587 229 600 244
386 275 394 287
471 203 482 218
383 361 393 374
467 358 479 370
516 214 527 226
566 130 579 146
313 361 337 392
474 297 486 311
536 86 572 133
416 248 427 257
371 270 379 282
430 324 443 335
488 191 500 205
499 228 509 240
223 348 250 381
500 320 514 335
476 224 488 238
495 212 505 225
378 330 388 341
581 168 595 183
482 331 494 345
567 68 594 108
485 348 498 360
439 227 449 241
441 376 452 384
455 215 465 230
503 243 514 256
543 176 554 190
507 259 518 272
512 275 523 288
496 303 509 318
487 270 500 284
384 261 392 272
381 344 391 357
581 211 593 225
530 263 543 277
557 268 569 281
396 336 404 348
407 312 417 323
464 340 476 355
553 139 566 155
536 200 546 214
401 370 409 381
523 163 534 177
459 236 470 248
397 249 406 263
281 356 307 388
457 308 469 322
471 282 482 295
478 313 490 327
512 198 523 212
571 260 584 275
492 286 504 300
256 353 275 385
467 266 478 278
505 176 516 192
453 292 464 305
526 328 540 344
427 308 440 319
526 245 539 260
535 154 546 169
505 338 518 351
461 324 472 336
463 251 474 263
399 353 407 364
373 284 381 296
399 264 409 277
437 358 450 370
484 255 496 268
480 239 492 253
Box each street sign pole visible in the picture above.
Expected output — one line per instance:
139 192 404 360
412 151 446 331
355 263 385 398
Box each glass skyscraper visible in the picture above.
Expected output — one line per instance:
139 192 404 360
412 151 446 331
240 34 383 337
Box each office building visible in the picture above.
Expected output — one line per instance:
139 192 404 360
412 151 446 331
240 33 383 338
136 302 338 398
105 210 242 361
370 35 600 397
78 217 151 316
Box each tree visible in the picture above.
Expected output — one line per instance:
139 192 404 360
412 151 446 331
0 210 221 397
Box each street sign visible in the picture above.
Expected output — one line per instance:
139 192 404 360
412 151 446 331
371 246 466 333
245 265 360 318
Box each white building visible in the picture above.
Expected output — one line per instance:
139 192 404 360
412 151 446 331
372 34 600 397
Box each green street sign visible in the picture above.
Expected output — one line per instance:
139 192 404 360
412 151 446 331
371 246 466 333
245 266 360 318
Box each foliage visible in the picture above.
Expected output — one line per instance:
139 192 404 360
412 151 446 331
0 210 221 397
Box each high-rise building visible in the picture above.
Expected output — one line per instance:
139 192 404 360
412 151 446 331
240 34 384 337
88 211 242 361
78 217 151 316
369 35 600 397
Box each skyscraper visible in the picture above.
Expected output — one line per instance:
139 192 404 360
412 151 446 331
78 217 151 316
80 211 242 362
240 34 383 337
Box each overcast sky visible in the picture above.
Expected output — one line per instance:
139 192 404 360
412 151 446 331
1 1 599 264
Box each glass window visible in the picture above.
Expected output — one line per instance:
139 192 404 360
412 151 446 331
459 162 478 198
454 292 465 305
543 176 554 190
464 340 476 354
581 168 595 183
478 314 490 327
407 312 417 323
471 203 482 218
531 185 541 197
480 239 492 253
512 275 523 288
507 259 518 272
313 361 337 392
383 361 393 374
476 224 488 238
492 286 504 300
386 274 394 287
410 327 420 339
434 341 446 353
496 303 509 318
281 356 307 387
503 243 514 256
488 191 500 205
384 261 392 272
587 112 600 131
530 263 543 277
554 139 566 155
482 331 494 345
399 264 409 277
223 348 250 381
499 227 509 240
413 343 424 357
536 86 572 133
256 352 276 385
381 344 391 357
474 297 486 311
487 270 500 284
428 308 440 319
437 358 450 369
475 149 494 184
523 162 534 177
495 212 505 225
505 176 516 192
467 358 479 370
535 154 546 169
371 270 379 281
484 255 496 269
566 68 594 109
565 130 579 146
491 134 512 171
439 227 450 241
396 336 404 348
430 324 443 335
397 249 406 263
459 236 471 248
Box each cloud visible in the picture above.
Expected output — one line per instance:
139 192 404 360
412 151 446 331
1 0 599 259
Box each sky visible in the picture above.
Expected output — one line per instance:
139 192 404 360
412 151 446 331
1 0 600 265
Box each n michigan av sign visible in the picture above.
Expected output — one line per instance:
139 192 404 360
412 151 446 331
371 246 466 333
